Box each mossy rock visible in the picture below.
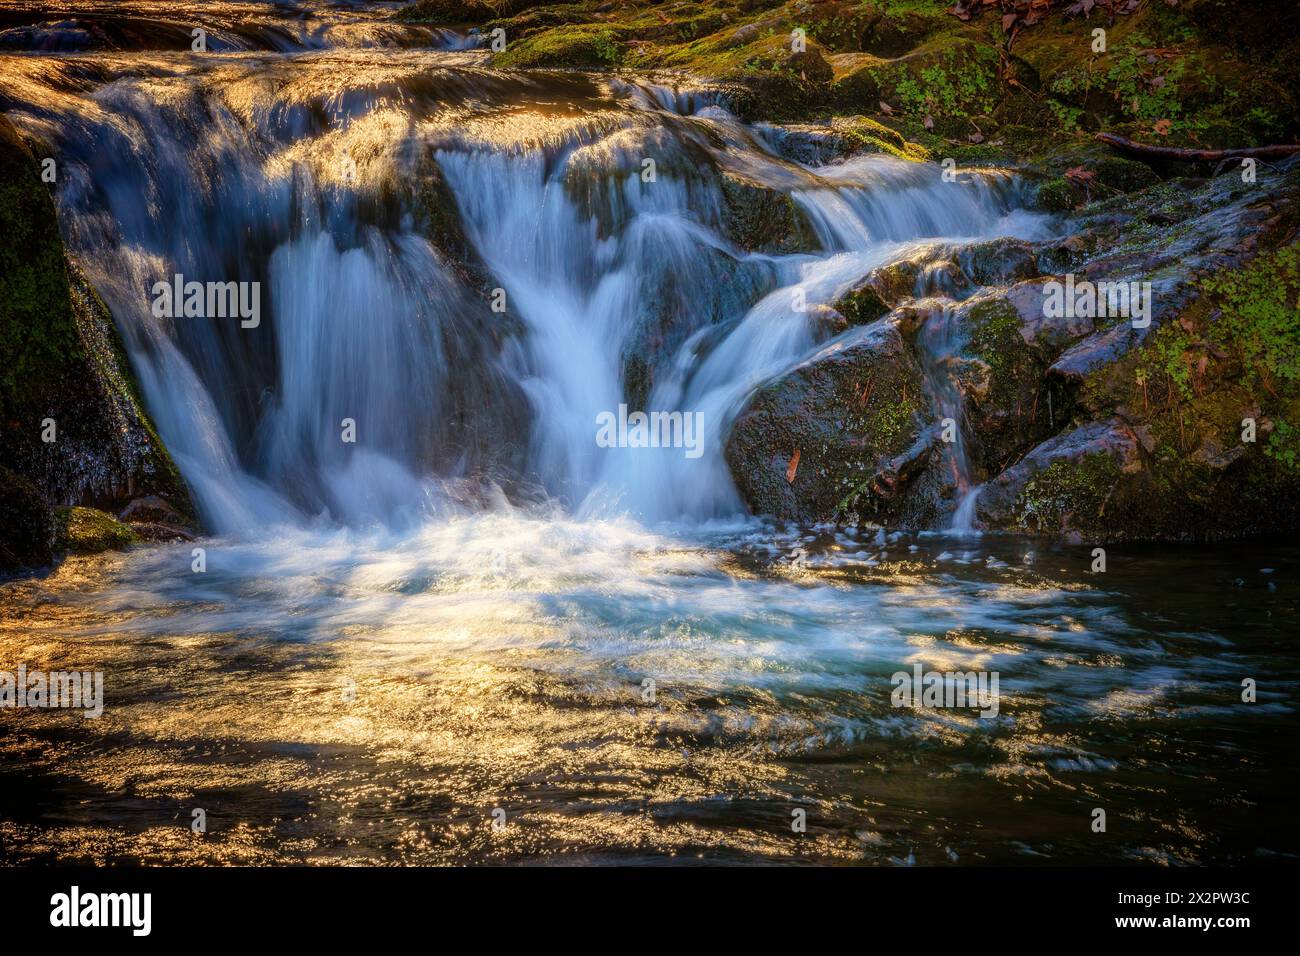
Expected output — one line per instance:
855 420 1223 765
1035 177 1077 213
493 24 624 68
53 506 138 555
834 283 891 327
725 319 929 522
0 113 193 519
720 173 820 254
394 0 516 24
0 115 77 420
1014 452 1122 536
832 115 930 162
866 38 1001 121
958 294 1056 476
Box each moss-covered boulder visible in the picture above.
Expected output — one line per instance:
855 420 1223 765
493 23 624 68
953 292 1058 476
0 113 192 571
760 116 930 165
53 506 139 555
975 419 1141 539
835 38 1000 130
724 318 930 521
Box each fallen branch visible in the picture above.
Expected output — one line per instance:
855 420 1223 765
1095 133 1300 162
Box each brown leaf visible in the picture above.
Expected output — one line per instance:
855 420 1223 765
879 100 894 114
785 449 801 484
923 114 935 130
1064 165 1097 184
1002 13 1018 31
1153 118 1172 136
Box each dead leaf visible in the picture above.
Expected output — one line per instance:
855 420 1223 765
879 100 894 115
1153 118 1172 136
923 114 935 130
1064 165 1097 185
786 450 801 484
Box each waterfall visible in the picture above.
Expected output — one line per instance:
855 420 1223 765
1 41 1050 534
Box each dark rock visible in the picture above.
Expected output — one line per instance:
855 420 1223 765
976 419 1141 536
0 466 54 573
0 113 193 550
719 172 821 254
725 319 928 521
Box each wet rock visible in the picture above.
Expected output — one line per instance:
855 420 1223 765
0 113 193 553
976 419 1141 536
951 292 1059 476
117 495 194 540
0 19 102 52
53 506 138 555
719 172 821 253
1005 278 1096 352
759 115 928 165
956 238 1040 288
833 283 892 327
725 319 928 522
0 467 54 574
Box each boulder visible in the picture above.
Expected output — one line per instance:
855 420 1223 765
724 318 929 522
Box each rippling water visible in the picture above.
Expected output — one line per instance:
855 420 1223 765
2 1 1298 867
3 515 1296 865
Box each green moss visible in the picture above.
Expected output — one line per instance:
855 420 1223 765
1265 418 1300 473
966 297 1025 405
836 284 890 326
394 0 507 23
1015 453 1121 533
493 24 624 69
836 116 931 162
1035 178 1075 213
836 387 925 515
53 506 138 555
1201 244 1300 395
876 40 1000 120
0 118 77 422
1136 244 1300 411
865 398 918 451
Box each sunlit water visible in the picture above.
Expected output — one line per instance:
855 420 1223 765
2 2 1298 865
3 518 1297 864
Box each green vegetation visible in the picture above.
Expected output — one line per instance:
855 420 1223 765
53 506 138 554
1015 453 1121 533
494 24 623 68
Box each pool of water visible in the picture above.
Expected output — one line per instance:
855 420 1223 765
3 514 1296 865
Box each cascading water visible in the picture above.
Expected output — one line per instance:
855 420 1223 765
3 41 1043 531
8 5 1290 867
